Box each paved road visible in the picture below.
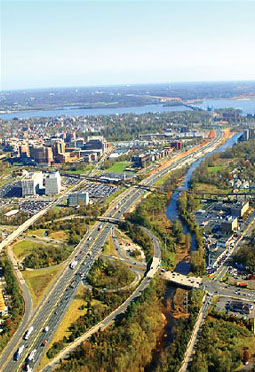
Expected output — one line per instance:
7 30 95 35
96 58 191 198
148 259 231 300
0 178 89 371
40 227 162 372
179 293 212 372
1 129 223 372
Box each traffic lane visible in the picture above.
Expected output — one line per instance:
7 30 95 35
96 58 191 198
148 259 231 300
5 134 223 371
34 134 223 369
7 228 110 372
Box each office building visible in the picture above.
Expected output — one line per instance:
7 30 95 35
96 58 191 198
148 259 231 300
21 172 43 196
19 144 30 158
52 140 66 163
170 141 183 150
29 145 53 166
221 217 238 234
231 201 249 218
68 192 89 206
249 128 255 139
83 136 107 153
45 172 61 196
132 154 150 168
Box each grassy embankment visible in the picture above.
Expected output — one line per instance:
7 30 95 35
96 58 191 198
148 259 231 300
22 265 63 308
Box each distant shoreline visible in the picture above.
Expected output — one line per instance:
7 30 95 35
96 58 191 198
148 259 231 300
1 96 255 115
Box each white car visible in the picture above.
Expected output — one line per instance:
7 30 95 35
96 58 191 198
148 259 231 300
28 349 37 362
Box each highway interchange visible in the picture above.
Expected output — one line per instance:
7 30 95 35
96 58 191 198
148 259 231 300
0 128 230 372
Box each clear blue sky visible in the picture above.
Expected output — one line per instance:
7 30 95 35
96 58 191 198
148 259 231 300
1 0 255 90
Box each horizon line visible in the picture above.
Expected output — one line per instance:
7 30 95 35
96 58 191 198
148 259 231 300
1 79 255 93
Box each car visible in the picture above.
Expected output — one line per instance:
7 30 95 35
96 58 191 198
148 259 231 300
42 340 47 346
44 326 49 332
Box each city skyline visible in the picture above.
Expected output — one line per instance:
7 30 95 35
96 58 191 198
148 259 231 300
1 0 255 90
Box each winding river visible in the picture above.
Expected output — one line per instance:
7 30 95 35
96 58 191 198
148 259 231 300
165 131 242 274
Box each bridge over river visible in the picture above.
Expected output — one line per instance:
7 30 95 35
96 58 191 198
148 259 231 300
161 271 203 288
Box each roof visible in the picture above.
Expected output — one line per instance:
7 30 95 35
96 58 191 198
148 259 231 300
4 209 19 217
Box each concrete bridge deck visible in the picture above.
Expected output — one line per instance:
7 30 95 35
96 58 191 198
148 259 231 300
161 271 203 288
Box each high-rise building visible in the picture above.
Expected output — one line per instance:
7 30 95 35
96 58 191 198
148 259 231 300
243 129 249 141
29 146 53 166
52 141 66 163
19 144 30 158
45 172 61 195
68 192 89 206
249 128 255 139
21 172 43 197
83 136 107 153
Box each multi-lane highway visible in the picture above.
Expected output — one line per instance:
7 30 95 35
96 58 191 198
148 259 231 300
1 129 223 372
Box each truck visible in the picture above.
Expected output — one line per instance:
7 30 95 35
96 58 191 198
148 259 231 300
24 326 34 340
237 282 247 288
14 345 25 361
69 260 78 270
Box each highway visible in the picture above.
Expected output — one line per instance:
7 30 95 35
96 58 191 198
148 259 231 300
0 129 223 372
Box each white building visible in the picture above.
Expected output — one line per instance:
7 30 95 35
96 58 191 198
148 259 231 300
68 192 89 206
21 172 43 197
45 171 61 196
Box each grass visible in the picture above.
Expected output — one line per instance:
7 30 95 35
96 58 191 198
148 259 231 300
13 240 44 260
49 230 69 241
38 284 87 369
193 182 230 194
154 172 171 186
105 161 131 173
208 165 223 174
22 265 62 308
103 236 117 256
65 169 85 175
28 229 46 238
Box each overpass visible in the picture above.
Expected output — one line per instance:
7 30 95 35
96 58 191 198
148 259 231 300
97 216 125 224
136 184 166 193
161 271 203 289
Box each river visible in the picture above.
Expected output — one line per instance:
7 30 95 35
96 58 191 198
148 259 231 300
1 98 255 120
158 131 243 357
0 104 190 120
165 131 242 275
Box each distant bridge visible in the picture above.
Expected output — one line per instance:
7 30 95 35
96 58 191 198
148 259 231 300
161 271 203 289
137 185 255 198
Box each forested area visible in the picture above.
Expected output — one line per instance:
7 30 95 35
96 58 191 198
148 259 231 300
178 192 205 275
118 221 154 263
127 168 187 269
0 257 24 352
52 279 166 372
155 289 204 372
190 311 255 372
190 138 255 190
100 111 211 141
87 258 135 289
232 241 255 273
46 286 134 360
22 244 73 268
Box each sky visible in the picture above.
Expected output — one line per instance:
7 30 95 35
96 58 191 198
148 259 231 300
1 0 255 90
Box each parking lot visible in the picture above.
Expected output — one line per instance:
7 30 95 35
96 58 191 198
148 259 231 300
215 296 255 319
62 176 80 187
0 181 21 198
82 182 118 200
19 200 51 215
